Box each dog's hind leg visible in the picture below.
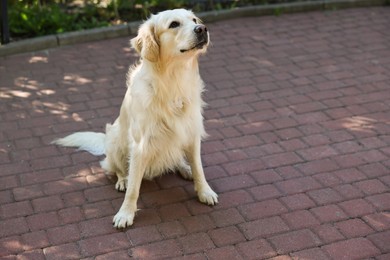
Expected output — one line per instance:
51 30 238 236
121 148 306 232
100 156 128 192
103 122 130 192
177 159 193 180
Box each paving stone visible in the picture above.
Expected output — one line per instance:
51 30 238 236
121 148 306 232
239 216 290 240
312 224 345 244
47 224 81 245
130 239 181 258
181 214 216 233
282 210 320 230
210 208 245 227
322 238 380 260
79 233 130 257
0 201 34 219
21 231 50 251
43 243 82 260
238 199 288 220
157 220 187 238
338 198 376 217
208 226 246 247
178 233 215 254
276 176 322 195
335 218 375 238
310 204 348 223
206 246 243 260
363 212 390 231
291 248 331 260
269 229 322 254
367 230 390 253
95 250 132 260
366 193 390 211
126 225 162 246
236 239 277 259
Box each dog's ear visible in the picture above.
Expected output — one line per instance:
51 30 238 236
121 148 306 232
131 20 159 62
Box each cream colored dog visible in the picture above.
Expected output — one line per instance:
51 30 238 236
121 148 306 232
53 9 218 228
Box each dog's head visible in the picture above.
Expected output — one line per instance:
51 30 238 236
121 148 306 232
131 9 209 62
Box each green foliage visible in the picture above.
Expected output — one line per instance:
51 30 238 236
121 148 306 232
273 7 283 16
8 1 109 38
9 3 72 37
6 0 300 40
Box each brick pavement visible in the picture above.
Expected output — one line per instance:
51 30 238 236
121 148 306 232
1 7 390 260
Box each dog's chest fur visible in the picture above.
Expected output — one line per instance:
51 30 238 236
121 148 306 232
127 63 205 178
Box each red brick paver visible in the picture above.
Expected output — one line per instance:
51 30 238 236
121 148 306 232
1 7 390 259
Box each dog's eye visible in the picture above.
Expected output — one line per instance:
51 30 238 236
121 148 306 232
193 18 197 24
169 21 180 29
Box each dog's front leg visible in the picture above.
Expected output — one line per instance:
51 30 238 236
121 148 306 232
113 148 147 228
185 137 218 205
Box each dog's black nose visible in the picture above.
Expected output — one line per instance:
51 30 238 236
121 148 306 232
194 25 207 34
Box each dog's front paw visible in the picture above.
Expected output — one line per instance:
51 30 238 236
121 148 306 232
113 209 135 229
115 176 128 192
198 187 218 205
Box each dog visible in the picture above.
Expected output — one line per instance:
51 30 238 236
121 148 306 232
53 9 218 228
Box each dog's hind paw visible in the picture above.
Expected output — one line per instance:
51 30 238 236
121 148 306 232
179 169 193 180
198 187 218 205
115 176 128 192
113 209 135 229
178 163 193 180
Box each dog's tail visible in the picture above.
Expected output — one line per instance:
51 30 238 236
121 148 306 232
52 132 106 156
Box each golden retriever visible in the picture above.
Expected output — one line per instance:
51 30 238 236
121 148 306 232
53 9 218 228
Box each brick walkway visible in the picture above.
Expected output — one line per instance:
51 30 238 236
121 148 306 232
1 7 390 260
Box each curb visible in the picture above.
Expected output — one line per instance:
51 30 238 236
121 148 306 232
198 0 387 22
0 0 387 57
0 21 141 57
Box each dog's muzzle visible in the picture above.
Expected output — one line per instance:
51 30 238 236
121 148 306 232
180 25 209 53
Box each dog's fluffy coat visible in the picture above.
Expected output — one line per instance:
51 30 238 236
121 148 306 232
53 9 218 228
